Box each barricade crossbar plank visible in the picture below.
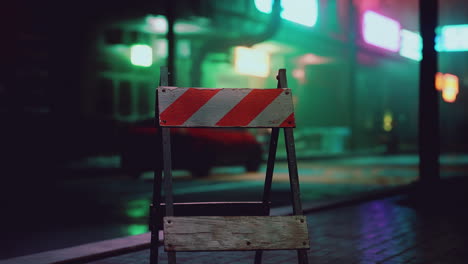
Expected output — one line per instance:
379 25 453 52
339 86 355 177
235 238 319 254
158 87 295 128
163 216 310 252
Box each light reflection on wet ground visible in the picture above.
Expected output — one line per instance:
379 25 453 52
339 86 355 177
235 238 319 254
83 179 468 264
2 155 468 260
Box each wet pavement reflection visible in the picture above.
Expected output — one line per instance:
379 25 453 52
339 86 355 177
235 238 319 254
83 178 468 264
2 155 468 260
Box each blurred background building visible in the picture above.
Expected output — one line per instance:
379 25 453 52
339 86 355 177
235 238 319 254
1 0 468 167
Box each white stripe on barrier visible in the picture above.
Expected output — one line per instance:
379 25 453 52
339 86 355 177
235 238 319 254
158 86 189 113
248 90 294 127
183 89 251 127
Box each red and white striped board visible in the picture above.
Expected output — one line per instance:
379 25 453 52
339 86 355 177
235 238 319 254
158 86 295 128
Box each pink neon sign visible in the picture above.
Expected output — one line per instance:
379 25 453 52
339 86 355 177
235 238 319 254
363 11 401 52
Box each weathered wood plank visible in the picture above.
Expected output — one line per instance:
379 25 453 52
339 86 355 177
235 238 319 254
164 216 309 251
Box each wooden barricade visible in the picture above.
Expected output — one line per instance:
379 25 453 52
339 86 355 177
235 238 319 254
149 67 310 264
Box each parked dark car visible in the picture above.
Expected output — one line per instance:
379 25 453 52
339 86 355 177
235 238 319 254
120 120 263 178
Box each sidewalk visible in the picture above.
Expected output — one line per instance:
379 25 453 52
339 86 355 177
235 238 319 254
4 176 468 264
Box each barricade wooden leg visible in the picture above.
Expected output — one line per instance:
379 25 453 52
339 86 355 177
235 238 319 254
162 127 177 264
283 128 302 214
284 127 309 264
254 126 280 264
149 167 163 264
255 70 286 264
151 66 168 264
262 127 280 208
254 251 263 264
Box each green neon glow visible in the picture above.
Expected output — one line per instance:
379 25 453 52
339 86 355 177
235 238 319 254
130 44 152 67
147 15 168 33
125 199 149 218
147 15 207 34
399 30 422 61
127 224 148 236
155 39 168 58
254 0 318 27
125 207 147 218
436 24 468 52
234 46 270 77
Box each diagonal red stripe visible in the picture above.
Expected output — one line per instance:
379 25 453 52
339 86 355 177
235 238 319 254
160 88 221 126
216 89 284 127
279 113 296 127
